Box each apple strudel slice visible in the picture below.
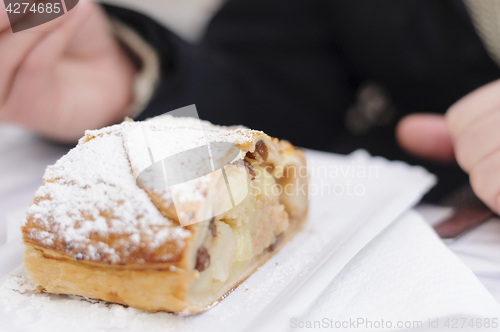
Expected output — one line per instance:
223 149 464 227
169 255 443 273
22 114 308 313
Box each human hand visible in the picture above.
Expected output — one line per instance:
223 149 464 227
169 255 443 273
397 79 500 213
0 0 135 142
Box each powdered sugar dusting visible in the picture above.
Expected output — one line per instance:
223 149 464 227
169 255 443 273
23 116 265 264
25 125 190 264
4 276 38 294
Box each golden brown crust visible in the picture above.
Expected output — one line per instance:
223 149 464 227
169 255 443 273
22 221 192 266
24 214 307 313
24 243 189 312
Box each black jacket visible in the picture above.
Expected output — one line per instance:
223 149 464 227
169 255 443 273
104 0 500 201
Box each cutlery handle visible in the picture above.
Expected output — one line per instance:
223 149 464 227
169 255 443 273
434 207 493 242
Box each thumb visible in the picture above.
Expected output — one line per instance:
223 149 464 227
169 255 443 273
396 113 456 163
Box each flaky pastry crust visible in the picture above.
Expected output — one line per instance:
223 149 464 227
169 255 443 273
22 115 308 312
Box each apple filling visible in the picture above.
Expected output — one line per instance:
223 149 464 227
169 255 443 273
187 157 290 304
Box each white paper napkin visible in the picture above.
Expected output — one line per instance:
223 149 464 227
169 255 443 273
296 210 500 331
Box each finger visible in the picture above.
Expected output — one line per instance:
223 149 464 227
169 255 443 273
3 0 92 126
446 79 500 138
0 0 11 31
469 150 500 214
64 4 116 57
396 113 455 163
0 6 72 105
453 106 500 173
21 0 92 70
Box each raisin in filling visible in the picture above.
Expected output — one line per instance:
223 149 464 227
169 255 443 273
246 140 268 162
195 246 210 272
209 217 217 237
255 140 268 161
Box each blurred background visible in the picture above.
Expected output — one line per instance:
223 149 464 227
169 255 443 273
100 0 224 41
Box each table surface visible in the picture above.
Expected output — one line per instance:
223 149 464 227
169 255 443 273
1 124 499 304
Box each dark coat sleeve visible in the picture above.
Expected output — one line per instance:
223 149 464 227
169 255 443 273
103 0 357 150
